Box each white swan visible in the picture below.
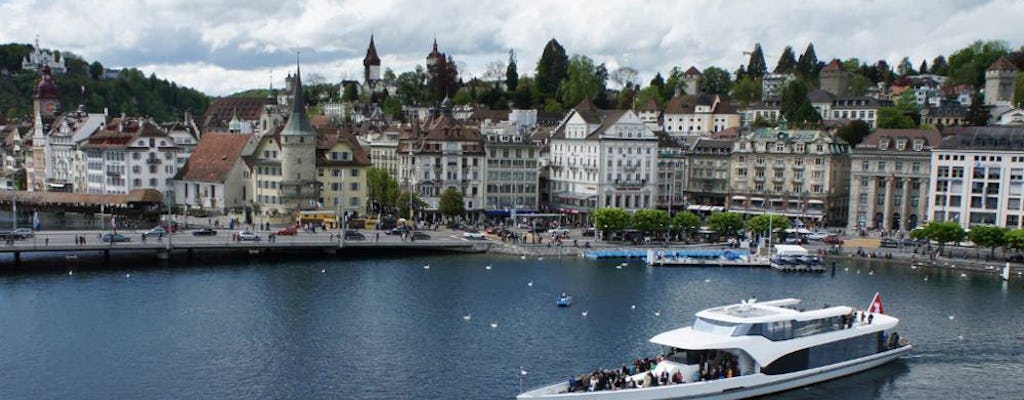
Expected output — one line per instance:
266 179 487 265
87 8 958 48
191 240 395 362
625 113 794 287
581 310 589 317
654 311 661 317
527 281 533 287
490 322 498 328
630 305 636 311
485 265 493 270
463 314 471 321
423 264 430 270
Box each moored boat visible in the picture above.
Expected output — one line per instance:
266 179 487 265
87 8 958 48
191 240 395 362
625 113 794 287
518 295 910 399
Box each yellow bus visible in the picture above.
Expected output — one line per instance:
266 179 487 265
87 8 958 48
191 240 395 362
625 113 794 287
297 210 339 229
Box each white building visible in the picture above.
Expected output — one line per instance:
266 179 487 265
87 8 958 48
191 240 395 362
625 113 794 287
662 94 740 135
21 37 66 74
80 117 180 198
478 111 540 212
848 128 940 231
548 100 659 214
929 126 1024 228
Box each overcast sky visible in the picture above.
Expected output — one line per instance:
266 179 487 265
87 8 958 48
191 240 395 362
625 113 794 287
2 0 1022 96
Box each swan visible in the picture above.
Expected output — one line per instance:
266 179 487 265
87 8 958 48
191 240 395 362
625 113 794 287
485 265 493 270
581 310 589 317
463 314 471 321
654 311 661 317
490 322 498 328
423 264 430 270
630 305 636 311
527 281 533 287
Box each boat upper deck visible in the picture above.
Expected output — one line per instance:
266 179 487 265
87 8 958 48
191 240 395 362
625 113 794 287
697 298 856 324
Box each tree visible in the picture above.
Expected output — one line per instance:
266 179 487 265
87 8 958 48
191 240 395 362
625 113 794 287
930 55 949 76
849 74 871 96
915 221 966 252
730 76 762 107
707 212 745 238
1006 229 1024 253
948 40 1009 86
395 66 428 105
366 168 400 213
89 61 104 80
796 42 819 80
837 119 872 146
968 225 1007 259
672 211 701 239
535 38 569 103
698 66 732 95
780 80 821 126
512 77 535 109
897 57 916 76
382 96 403 121
919 60 929 74
965 93 991 126
774 46 797 74
438 187 465 221
342 82 358 102
396 192 427 220
505 49 518 91
635 85 662 109
747 43 768 79
557 55 603 107
610 66 639 90
662 66 686 101
592 208 631 238
1015 72 1024 108
877 107 916 129
746 214 790 239
632 209 671 237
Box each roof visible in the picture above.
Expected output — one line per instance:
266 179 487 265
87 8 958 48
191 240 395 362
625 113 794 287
987 56 1019 72
937 126 1024 151
316 127 373 167
821 58 844 73
858 128 941 151
201 97 275 131
280 64 315 137
808 89 836 104
466 109 510 123
363 35 381 66
0 189 163 207
684 66 701 76
177 133 251 183
79 118 168 150
637 98 661 112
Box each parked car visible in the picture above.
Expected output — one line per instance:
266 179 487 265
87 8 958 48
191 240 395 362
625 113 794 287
806 232 829 241
192 227 217 236
344 230 366 240
237 231 261 241
901 238 926 247
101 233 131 243
463 231 486 240
411 231 431 240
276 226 299 236
823 235 845 245
548 228 570 237
880 238 899 248
389 226 410 236
144 227 168 237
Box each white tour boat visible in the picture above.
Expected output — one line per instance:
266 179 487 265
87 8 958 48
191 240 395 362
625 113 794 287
518 295 910 399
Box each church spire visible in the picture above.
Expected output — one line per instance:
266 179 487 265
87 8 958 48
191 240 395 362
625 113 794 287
364 35 381 67
280 55 314 136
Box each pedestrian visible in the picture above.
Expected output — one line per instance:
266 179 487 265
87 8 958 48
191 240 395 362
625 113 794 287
375 232 380 243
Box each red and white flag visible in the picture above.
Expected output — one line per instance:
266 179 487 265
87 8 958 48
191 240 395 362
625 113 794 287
866 292 884 314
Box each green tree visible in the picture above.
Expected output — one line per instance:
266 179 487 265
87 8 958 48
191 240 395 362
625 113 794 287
512 77 535 109
672 211 702 239
746 214 790 238
382 96 403 121
877 107 916 129
796 42 819 80
438 187 465 222
930 55 949 76
395 66 428 105
635 85 662 109
592 208 631 238
897 57 916 76
915 221 966 252
505 49 518 92
396 192 427 220
342 82 358 102
698 66 732 95
707 212 745 238
632 209 671 237
919 60 929 74
968 225 1007 259
837 119 872 146
558 55 603 107
774 46 797 74
849 74 871 96
1015 72 1024 108
965 93 991 126
662 66 686 101
88 61 104 80
535 38 569 103
730 76 762 107
780 80 821 126
947 40 1009 86
747 43 768 79
366 167 400 213
1005 229 1024 253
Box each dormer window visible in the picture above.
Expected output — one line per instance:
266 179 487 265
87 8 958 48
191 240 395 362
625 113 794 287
775 143 785 152
896 139 906 151
879 139 889 151
913 139 924 151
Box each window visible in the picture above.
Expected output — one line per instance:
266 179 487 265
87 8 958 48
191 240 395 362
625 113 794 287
351 169 359 177
350 182 359 191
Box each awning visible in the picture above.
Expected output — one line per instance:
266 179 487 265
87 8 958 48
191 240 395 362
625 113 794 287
710 206 725 212
808 199 825 204
556 192 596 200
687 205 702 211
699 205 713 211
731 195 747 200
750 197 765 202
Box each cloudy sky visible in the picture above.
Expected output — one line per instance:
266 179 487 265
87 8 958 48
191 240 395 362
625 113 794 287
2 0 1022 96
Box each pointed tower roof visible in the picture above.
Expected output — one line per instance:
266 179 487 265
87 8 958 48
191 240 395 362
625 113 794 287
821 58 844 72
280 60 315 137
364 35 381 66
428 37 442 60
988 56 1019 72
684 66 701 76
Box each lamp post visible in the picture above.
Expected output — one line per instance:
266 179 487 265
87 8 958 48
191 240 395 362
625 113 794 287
337 178 344 248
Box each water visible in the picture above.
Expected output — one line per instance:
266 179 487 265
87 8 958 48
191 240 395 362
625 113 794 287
0 254 1021 399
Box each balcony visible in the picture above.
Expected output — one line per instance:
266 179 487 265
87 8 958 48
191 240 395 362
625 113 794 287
614 179 646 190
145 158 162 165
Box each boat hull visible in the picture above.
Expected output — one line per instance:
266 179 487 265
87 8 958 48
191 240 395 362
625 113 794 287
518 345 911 400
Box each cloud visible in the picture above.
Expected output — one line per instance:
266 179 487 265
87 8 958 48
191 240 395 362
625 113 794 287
2 0 1022 95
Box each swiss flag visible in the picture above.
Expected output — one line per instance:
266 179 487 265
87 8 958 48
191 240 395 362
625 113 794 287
867 292 884 314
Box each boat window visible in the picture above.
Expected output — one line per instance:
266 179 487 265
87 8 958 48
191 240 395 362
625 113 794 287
693 317 737 335
792 316 844 338
761 320 793 341
763 333 883 375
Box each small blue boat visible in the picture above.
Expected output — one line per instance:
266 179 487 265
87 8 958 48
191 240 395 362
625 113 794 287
557 294 573 307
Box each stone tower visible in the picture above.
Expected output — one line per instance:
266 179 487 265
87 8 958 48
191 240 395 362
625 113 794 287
984 56 1018 106
30 65 61 191
278 61 319 211
819 59 850 97
683 66 701 95
363 35 381 84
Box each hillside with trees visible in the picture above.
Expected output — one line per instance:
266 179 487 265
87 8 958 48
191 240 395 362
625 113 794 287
0 43 208 122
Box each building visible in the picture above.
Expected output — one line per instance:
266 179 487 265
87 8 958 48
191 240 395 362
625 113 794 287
478 110 540 213
363 35 383 93
819 59 851 97
661 94 741 135
200 96 282 137
848 128 940 231
175 133 252 213
683 137 732 212
397 100 486 216
655 133 688 213
363 126 402 177
315 127 372 218
739 99 782 127
635 98 662 130
995 107 1024 126
984 56 1018 107
548 101 659 215
728 126 851 227
21 37 66 74
79 117 180 198
28 65 62 192
930 126 1024 228
42 106 107 192
921 104 966 127
683 66 701 96
826 97 888 128
762 73 795 100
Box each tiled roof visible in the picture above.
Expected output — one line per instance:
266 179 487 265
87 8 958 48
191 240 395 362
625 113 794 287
177 133 251 183
466 109 510 123
201 97 274 131
685 66 701 76
938 126 1024 151
79 118 168 149
808 89 836 103
987 56 1019 72
637 98 661 112
364 35 381 65
857 128 941 150
821 59 844 72
0 189 162 207
315 127 373 167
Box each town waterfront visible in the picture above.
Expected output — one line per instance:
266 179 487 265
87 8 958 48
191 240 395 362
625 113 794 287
0 253 1021 399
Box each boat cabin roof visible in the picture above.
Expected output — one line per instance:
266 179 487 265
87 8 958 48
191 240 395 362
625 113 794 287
697 298 852 324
